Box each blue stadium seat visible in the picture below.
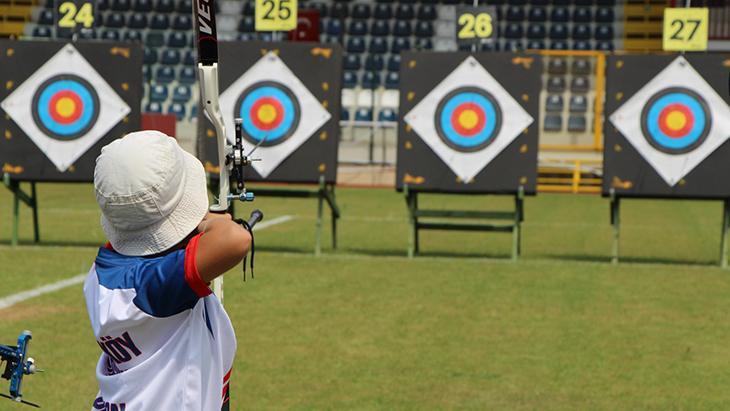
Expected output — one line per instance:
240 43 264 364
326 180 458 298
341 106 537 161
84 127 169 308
355 108 373 122
145 101 163 113
142 65 151 81
596 41 614 51
371 20 389 36
387 54 401 72
343 71 357 88
596 7 615 23
167 103 186 120
574 0 593 5
346 37 366 53
348 20 367 36
172 85 192 103
545 95 564 112
243 0 254 15
573 8 592 23
373 3 391 19
385 72 399 89
123 30 142 42
551 41 568 50
127 13 148 29
527 24 546 39
155 0 174 12
341 108 350 122
167 31 187 48
595 25 614 40
550 7 569 22
574 41 591 51
369 37 388 54
573 24 591 40
143 48 158 64
572 59 592 75
101 29 120 41
505 23 523 39
179 66 196 84
394 20 412 37
150 85 168 102
395 4 414 20
190 105 198 120
344 54 362 71
57 29 73 39
175 0 191 13
597 0 616 5
79 29 97 39
362 72 382 89
161 49 181 65
548 59 567 74
326 19 343 36
568 115 587 132
570 95 588 112
417 5 437 20
391 38 410 53
38 10 54 25
415 38 433 50
503 40 524 52
527 40 546 50
543 115 562 132
173 15 192 30
549 24 568 40
150 14 170 30
528 7 547 22
378 109 397 122
351 3 371 19
97 0 108 11
505 6 525 22
32 26 52 37
480 41 500 51
365 55 384 71
111 0 130 12
183 50 195 65
155 66 175 84
238 16 254 32
308 2 328 17
133 0 152 11
105 13 125 28
330 2 348 18
571 76 589 93
145 31 165 47
415 21 433 38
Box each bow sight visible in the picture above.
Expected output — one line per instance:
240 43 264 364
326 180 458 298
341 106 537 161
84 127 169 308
1 331 40 408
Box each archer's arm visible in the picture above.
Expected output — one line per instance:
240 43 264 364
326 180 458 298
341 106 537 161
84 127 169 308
194 213 251 283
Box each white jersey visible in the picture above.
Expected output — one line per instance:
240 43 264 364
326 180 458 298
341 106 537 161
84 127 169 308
83 234 236 411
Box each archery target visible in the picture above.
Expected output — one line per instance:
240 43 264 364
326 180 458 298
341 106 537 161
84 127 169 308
609 56 730 186
435 87 502 153
640 87 711 155
235 81 300 147
404 56 533 182
31 75 100 141
0 43 130 172
218 52 331 178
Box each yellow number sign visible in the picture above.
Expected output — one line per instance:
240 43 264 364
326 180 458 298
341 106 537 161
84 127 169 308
663 7 709 51
255 0 297 31
57 0 95 29
455 6 496 46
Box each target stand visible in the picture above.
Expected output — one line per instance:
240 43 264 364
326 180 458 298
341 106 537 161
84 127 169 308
604 54 730 267
2 174 39 246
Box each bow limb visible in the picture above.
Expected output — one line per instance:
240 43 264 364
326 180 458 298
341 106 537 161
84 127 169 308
199 64 231 214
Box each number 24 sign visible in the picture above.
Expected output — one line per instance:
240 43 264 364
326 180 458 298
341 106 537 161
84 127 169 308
255 0 297 31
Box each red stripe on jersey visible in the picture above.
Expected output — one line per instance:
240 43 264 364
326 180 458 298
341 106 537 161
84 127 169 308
224 368 232 383
184 233 212 297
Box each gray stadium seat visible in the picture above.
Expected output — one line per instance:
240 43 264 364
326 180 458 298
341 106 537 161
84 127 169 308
569 95 588 112
544 115 563 132
546 95 564 112
568 115 587 132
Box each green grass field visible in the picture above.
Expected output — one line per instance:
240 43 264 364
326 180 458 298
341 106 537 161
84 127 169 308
2 182 730 410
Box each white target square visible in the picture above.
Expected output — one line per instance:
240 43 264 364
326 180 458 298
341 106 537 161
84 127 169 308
609 56 730 186
218 52 331 178
0 43 130 172
404 56 534 182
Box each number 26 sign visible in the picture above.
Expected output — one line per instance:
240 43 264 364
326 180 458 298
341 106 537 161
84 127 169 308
455 6 496 47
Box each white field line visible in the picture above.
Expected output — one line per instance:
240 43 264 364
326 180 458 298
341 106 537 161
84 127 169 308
0 215 294 311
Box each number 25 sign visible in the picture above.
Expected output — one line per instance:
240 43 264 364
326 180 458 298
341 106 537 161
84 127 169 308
663 7 709 52
255 0 297 31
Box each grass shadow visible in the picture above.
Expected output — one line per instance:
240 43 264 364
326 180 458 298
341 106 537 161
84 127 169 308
541 252 721 268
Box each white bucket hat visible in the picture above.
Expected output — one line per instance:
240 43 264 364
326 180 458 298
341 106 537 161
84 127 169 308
94 131 209 256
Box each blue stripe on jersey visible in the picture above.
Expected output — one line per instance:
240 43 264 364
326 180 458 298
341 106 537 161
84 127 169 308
95 247 201 317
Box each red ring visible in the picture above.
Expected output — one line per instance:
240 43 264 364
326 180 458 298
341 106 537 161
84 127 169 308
450 103 486 137
48 90 83 125
658 103 694 138
250 97 284 131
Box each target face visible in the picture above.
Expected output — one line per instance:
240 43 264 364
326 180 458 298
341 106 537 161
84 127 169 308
435 87 501 153
640 87 711 155
31 74 100 141
235 81 300 147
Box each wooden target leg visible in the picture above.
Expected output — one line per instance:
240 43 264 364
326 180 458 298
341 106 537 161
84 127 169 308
11 183 19 247
721 199 729 269
315 178 324 257
610 189 620 265
405 185 415 258
31 182 39 243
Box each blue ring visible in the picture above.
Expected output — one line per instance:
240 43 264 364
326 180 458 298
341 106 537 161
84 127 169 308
36 80 95 136
645 93 706 150
239 86 296 143
438 92 497 149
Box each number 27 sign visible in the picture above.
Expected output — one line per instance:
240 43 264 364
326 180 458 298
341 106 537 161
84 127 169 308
663 7 709 51
255 0 297 31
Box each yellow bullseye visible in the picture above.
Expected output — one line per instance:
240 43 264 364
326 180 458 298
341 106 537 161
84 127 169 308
458 109 479 130
665 111 687 131
256 103 278 124
55 97 76 118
